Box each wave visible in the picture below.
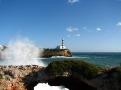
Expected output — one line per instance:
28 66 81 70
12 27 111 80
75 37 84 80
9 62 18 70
79 56 90 59
50 56 80 59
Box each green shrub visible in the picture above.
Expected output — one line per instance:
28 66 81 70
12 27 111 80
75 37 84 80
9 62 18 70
46 60 102 79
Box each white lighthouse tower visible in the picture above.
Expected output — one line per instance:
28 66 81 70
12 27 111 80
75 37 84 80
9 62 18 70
56 39 66 49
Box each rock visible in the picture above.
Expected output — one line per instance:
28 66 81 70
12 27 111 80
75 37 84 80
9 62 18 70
0 65 45 90
46 61 121 90
42 49 72 58
0 61 121 90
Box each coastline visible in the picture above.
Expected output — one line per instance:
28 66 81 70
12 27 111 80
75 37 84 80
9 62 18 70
0 60 121 90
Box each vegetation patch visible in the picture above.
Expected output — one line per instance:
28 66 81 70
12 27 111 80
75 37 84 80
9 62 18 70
46 60 102 79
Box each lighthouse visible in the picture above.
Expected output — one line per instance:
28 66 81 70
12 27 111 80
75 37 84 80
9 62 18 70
61 39 64 49
56 39 66 49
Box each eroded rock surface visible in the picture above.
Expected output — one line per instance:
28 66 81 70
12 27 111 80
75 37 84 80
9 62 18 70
0 65 44 90
0 61 121 90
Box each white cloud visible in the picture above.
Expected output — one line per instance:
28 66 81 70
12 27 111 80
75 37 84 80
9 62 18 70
117 22 121 26
68 0 79 4
96 28 102 31
82 27 87 30
75 34 80 37
66 26 79 32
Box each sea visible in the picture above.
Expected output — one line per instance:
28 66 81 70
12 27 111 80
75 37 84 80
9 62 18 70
40 52 121 67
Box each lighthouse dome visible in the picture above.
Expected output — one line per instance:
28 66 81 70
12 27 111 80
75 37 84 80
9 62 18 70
56 39 66 49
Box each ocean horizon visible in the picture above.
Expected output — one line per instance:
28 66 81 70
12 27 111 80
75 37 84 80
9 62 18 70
40 52 121 67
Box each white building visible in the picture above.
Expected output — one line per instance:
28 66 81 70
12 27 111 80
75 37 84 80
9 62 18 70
56 39 66 49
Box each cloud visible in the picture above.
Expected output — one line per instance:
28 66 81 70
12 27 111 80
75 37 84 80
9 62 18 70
75 34 80 37
68 0 79 4
96 28 102 31
66 26 80 38
66 26 79 32
117 22 121 26
82 27 87 30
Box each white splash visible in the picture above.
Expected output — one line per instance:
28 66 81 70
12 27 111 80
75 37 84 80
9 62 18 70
34 83 69 90
1 37 44 66
0 37 69 90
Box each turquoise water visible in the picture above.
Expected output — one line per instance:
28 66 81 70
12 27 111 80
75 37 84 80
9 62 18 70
73 52 121 67
40 52 121 67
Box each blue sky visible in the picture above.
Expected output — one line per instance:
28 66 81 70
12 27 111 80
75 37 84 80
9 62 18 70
0 0 121 52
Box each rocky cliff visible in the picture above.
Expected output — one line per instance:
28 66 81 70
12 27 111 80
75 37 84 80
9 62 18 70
0 65 45 90
0 60 121 90
42 49 72 58
46 61 121 90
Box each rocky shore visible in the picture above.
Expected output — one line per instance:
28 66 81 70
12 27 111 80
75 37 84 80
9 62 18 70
46 61 121 90
0 65 44 90
0 60 121 90
42 49 72 58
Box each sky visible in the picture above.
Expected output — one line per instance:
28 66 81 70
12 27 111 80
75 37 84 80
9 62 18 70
0 0 121 52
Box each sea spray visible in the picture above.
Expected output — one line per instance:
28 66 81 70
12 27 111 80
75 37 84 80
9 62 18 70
34 83 69 90
1 37 45 66
0 37 68 90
